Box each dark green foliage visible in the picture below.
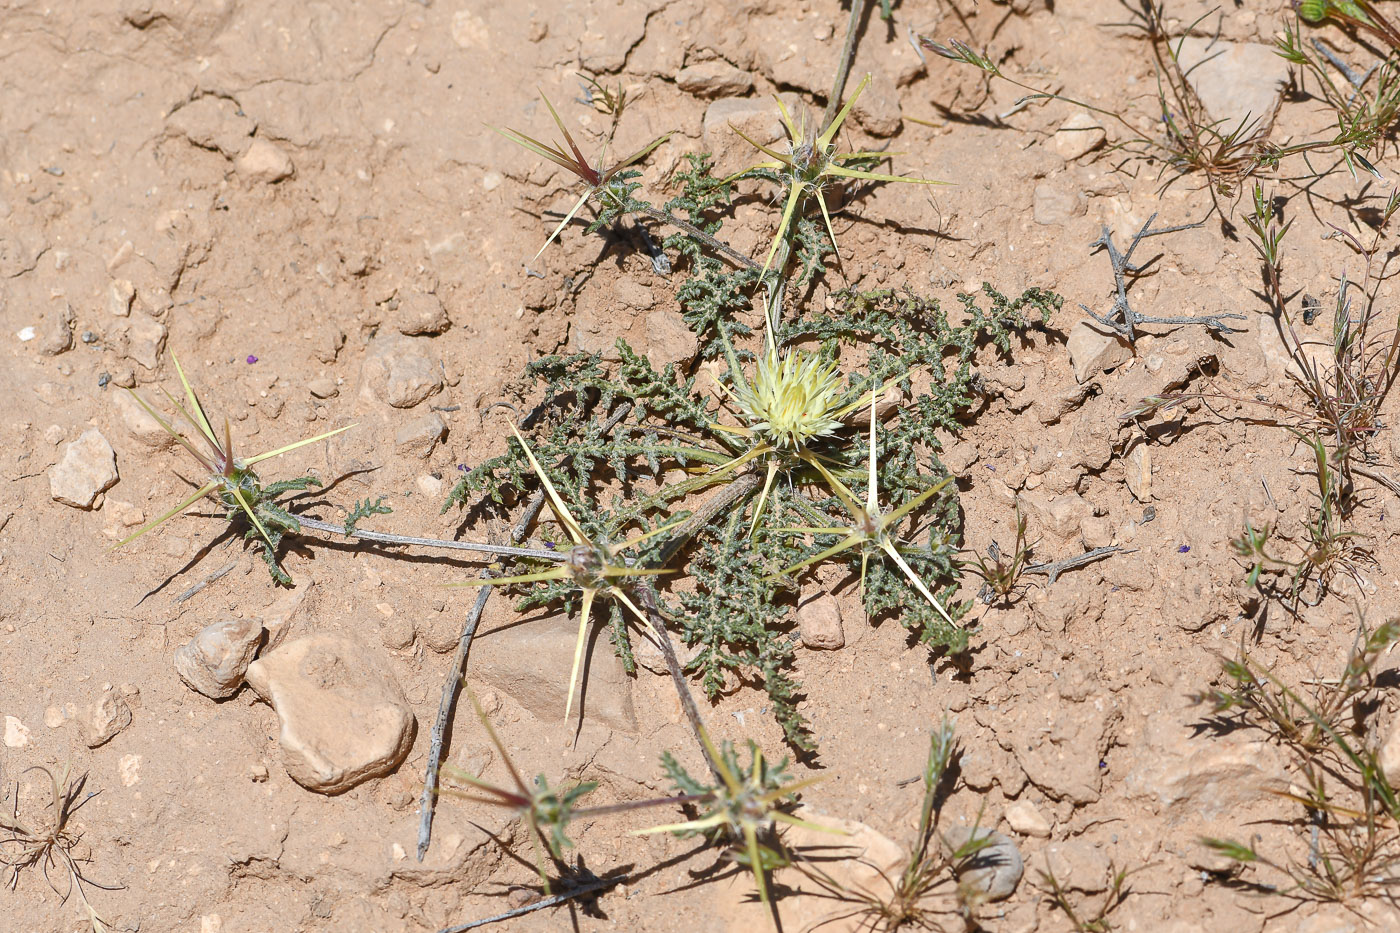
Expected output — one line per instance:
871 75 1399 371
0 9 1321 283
588 171 648 231
665 153 733 222
664 155 757 358
343 496 392 536
615 342 715 438
792 215 836 287
449 133 1054 749
677 502 813 749
223 473 321 586
674 260 757 361
863 553 968 652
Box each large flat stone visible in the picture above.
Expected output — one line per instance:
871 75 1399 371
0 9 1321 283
470 613 637 732
245 635 415 794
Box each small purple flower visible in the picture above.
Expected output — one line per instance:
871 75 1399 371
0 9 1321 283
544 541 556 550
1177 544 1190 553
456 463 468 472
246 354 258 364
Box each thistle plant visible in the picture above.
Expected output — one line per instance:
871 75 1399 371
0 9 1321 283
437 690 601 894
488 92 670 261
440 689 707 896
114 352 352 584
726 347 847 452
767 384 959 630
446 284 1050 747
637 727 835 909
730 74 945 274
450 422 675 727
712 332 874 534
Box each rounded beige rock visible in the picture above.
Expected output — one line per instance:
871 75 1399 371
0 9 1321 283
245 635 416 794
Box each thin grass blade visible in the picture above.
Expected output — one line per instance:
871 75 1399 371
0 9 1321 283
111 481 219 548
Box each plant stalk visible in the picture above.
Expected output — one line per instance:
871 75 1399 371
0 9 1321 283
294 515 566 562
823 0 870 132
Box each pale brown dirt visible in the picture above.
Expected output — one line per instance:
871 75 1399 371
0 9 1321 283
5 1 1400 931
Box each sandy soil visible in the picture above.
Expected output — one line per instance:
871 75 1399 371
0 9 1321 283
5 0 1400 931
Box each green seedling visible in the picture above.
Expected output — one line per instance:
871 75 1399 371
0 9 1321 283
1296 433 1371 598
450 422 677 728
488 91 671 260
1039 861 1141 933
579 73 631 125
794 720 1000 931
1272 19 1399 181
1224 436 1370 603
1 765 118 933
729 74 945 274
1243 182 1292 314
1197 620 1400 902
1197 620 1400 760
965 508 1033 605
1231 519 1292 591
637 726 835 911
766 384 958 630
114 352 353 584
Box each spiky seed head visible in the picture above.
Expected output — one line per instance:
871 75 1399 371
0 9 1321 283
731 349 846 450
214 465 263 512
566 544 606 588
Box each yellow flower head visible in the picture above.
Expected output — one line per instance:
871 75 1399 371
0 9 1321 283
730 348 845 450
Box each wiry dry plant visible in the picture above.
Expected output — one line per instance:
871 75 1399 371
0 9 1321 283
1 765 119 933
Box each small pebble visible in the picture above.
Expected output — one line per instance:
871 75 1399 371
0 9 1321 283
49 428 119 509
174 618 265 699
80 688 133 748
1003 800 1052 838
949 827 1023 901
3 716 31 748
119 754 142 786
798 593 844 650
